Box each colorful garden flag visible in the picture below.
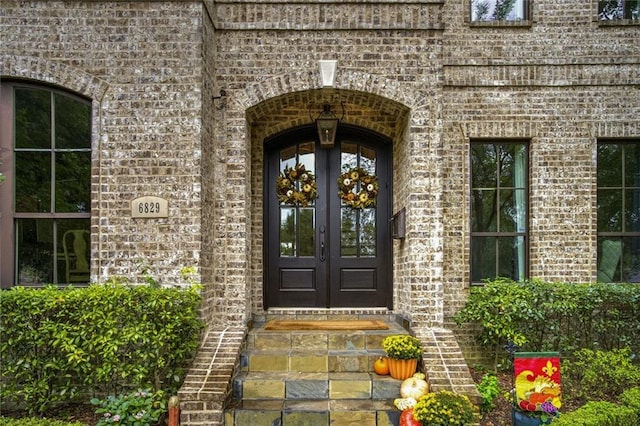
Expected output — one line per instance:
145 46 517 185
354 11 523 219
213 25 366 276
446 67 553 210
513 352 562 415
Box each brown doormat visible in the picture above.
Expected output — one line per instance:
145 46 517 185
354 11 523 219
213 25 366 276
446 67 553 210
264 319 389 331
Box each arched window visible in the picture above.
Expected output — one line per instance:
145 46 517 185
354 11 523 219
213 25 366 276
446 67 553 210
0 82 92 287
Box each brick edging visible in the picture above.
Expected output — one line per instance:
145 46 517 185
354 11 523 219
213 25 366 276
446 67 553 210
178 326 247 425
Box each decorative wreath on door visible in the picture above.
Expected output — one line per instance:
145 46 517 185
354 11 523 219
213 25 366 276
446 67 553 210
338 167 378 209
276 163 318 207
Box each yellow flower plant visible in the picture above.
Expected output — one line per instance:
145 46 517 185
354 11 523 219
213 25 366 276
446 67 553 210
381 334 423 360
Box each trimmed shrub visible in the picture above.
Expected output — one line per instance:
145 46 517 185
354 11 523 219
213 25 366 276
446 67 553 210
562 348 640 402
550 401 636 426
453 279 640 369
620 387 640 424
0 280 204 414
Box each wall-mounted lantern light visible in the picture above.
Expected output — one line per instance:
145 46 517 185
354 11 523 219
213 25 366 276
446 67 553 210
315 104 339 149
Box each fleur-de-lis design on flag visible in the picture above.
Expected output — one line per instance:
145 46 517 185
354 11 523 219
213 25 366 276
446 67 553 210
542 360 558 377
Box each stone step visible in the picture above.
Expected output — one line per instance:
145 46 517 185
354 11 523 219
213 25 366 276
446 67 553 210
224 320 415 426
240 348 388 373
233 371 402 400
224 398 401 426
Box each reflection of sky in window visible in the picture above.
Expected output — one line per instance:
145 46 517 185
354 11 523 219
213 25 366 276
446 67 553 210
471 0 526 21
341 144 376 173
599 0 640 20
280 207 296 256
280 142 316 174
280 146 296 171
360 147 376 173
342 143 358 171
360 209 376 256
299 142 315 174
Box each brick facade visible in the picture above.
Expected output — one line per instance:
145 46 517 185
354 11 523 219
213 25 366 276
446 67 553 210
2 0 639 400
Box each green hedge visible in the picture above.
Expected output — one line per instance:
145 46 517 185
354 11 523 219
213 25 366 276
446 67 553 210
562 348 640 402
550 401 637 426
620 387 640 424
453 279 640 368
0 281 204 414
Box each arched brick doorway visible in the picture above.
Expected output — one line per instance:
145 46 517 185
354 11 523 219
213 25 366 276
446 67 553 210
263 124 393 308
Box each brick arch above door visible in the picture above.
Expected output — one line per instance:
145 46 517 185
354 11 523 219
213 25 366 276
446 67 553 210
245 88 411 144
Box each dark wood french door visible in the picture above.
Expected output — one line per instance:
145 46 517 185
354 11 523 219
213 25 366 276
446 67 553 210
265 126 392 308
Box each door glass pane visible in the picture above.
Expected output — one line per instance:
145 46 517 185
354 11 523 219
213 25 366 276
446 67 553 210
278 142 316 257
360 146 376 173
299 208 315 257
299 142 315 175
280 146 297 171
14 87 51 149
280 207 296 256
15 151 51 212
360 208 376 256
55 93 91 150
341 143 357 171
56 151 91 213
340 143 378 258
341 208 357 256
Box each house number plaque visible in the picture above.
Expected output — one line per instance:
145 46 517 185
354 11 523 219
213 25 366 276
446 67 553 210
131 196 168 218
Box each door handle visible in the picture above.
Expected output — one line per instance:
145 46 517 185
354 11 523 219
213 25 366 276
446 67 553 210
319 225 326 262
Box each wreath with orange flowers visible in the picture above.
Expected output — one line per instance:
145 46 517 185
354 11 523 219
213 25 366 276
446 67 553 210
276 163 318 207
338 167 378 209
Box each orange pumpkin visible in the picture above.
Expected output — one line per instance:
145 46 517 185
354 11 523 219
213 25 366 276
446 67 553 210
374 356 390 375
